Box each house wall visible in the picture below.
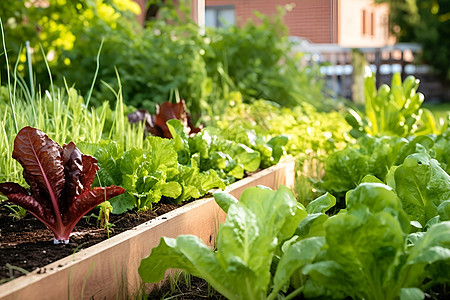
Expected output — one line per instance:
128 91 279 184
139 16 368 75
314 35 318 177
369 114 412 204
206 0 334 43
206 0 393 46
132 1 392 46
339 0 391 47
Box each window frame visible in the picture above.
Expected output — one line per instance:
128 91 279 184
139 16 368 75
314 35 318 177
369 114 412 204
205 5 236 28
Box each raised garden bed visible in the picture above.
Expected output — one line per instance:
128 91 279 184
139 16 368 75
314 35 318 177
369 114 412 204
0 160 294 300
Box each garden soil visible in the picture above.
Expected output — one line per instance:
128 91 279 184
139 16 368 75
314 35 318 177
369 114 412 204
0 200 181 282
147 274 226 300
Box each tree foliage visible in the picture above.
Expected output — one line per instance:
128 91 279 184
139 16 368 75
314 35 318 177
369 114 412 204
0 0 140 87
1 0 332 117
377 0 450 80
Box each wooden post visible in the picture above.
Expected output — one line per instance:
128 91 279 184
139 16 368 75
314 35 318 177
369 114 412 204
191 0 205 28
374 49 382 88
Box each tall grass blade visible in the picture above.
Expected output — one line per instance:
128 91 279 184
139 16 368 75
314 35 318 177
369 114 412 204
85 39 104 107
25 41 34 96
0 17 18 133
39 44 54 94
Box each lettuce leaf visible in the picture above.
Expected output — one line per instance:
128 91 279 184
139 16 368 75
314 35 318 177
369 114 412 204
0 127 125 243
139 186 306 299
394 152 450 227
303 183 450 300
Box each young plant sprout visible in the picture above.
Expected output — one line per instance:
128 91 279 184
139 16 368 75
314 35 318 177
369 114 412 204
0 126 125 244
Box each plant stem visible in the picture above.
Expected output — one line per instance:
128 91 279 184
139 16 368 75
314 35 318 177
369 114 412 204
285 286 304 300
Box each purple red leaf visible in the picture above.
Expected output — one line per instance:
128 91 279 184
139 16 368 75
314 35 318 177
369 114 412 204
0 126 125 243
128 99 202 139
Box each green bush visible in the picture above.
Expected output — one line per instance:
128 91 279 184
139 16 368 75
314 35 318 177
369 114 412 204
204 10 331 111
1 0 334 117
0 0 140 90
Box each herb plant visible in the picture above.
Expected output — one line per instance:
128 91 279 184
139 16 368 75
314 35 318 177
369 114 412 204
0 126 125 243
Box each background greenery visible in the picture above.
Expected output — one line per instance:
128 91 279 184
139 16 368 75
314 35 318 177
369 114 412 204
376 0 450 80
0 0 333 119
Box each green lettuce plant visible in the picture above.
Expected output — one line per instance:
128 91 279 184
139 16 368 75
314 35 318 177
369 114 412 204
433 135 450 174
87 137 225 213
321 135 435 199
167 119 263 182
303 183 450 300
392 152 450 228
138 186 311 300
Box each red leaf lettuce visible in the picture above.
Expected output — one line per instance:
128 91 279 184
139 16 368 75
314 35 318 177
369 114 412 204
0 127 125 243
128 99 202 138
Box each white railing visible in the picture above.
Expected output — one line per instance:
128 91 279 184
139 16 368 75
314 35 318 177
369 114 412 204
291 39 447 102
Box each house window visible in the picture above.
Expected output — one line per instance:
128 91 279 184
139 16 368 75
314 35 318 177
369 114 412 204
205 5 235 28
382 14 389 40
362 9 375 37
370 11 375 36
362 9 367 35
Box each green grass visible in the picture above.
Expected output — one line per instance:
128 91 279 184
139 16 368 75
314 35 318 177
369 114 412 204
0 82 145 186
1 20 145 187
423 102 450 119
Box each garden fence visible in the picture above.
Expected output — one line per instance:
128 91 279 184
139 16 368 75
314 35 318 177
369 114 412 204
292 41 449 103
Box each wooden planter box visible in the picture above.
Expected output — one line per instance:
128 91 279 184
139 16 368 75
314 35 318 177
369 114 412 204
0 160 295 300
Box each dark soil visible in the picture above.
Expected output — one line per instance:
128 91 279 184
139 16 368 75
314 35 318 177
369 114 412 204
147 274 226 300
0 200 182 283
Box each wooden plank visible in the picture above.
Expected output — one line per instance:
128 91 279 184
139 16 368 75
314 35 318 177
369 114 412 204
0 160 295 300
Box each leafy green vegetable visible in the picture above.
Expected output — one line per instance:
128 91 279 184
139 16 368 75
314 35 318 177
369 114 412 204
173 158 225 203
437 200 450 221
295 213 329 240
303 183 450 300
294 193 337 240
305 192 336 214
216 124 289 169
93 137 181 212
393 152 450 227
168 119 263 180
347 73 425 138
433 135 450 174
321 135 436 199
399 288 425 300
271 237 325 299
139 186 307 300
91 134 226 212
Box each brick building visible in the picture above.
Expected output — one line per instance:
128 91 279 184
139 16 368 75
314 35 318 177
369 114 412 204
205 0 392 47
